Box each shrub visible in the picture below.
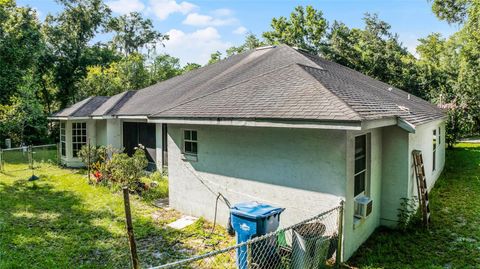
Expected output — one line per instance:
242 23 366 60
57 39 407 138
397 197 420 231
108 146 148 190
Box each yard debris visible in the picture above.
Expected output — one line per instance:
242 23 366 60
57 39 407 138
152 198 169 208
167 216 198 230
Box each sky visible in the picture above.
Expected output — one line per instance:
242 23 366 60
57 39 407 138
19 0 460 65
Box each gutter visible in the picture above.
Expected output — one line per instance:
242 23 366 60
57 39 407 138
397 118 416 133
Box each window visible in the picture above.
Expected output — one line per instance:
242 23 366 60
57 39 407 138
438 127 441 145
183 130 198 155
433 129 437 172
60 122 66 157
72 122 87 158
354 135 369 197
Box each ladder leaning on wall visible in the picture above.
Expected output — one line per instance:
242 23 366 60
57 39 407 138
412 150 431 227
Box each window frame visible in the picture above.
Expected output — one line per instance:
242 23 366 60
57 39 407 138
72 122 87 158
182 129 198 156
60 122 66 157
354 133 370 199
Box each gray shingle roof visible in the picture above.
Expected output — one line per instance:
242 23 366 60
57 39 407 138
53 44 444 126
54 96 109 117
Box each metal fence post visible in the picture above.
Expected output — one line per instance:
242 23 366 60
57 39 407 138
123 187 140 269
57 142 61 165
336 200 345 267
0 149 3 172
87 138 91 182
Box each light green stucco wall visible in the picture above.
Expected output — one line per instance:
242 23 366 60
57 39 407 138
167 125 347 231
343 128 383 260
408 119 446 198
95 120 107 146
380 125 409 226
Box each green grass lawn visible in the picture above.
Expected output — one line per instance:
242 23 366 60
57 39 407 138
348 143 480 269
0 163 233 269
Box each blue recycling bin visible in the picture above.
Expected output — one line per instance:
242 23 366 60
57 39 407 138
230 202 285 269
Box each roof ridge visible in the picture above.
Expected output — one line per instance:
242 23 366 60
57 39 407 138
150 63 299 117
296 64 363 120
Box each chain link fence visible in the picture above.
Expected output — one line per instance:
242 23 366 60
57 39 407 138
0 144 59 172
150 204 343 269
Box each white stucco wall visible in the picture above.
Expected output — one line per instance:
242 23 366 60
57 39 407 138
168 125 347 230
96 120 107 146
343 128 383 260
106 119 122 149
408 119 446 198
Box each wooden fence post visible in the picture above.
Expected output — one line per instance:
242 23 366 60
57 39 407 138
123 187 140 269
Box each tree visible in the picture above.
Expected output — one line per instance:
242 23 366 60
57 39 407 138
43 0 112 108
150 54 182 83
262 5 328 54
322 14 418 96
0 74 48 146
430 0 470 23
208 51 222 65
226 33 265 56
0 0 43 104
77 52 149 98
182 63 201 73
107 12 168 56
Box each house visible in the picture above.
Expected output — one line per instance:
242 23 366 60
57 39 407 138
49 45 445 260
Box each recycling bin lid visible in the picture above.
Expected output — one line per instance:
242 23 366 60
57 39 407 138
230 202 285 220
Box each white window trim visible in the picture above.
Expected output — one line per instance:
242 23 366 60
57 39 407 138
72 122 87 158
354 133 370 199
182 129 198 161
432 129 437 172
60 122 66 157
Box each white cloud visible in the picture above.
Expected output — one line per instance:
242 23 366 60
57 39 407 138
148 0 197 20
233 26 247 35
161 27 232 65
182 12 237 27
106 0 145 14
212 8 233 17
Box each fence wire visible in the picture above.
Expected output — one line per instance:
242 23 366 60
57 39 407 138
150 205 342 269
0 144 59 172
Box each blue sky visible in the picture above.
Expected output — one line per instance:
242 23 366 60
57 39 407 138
20 0 460 65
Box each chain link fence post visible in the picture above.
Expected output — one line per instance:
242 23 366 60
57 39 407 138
336 200 345 267
57 142 61 165
0 149 3 172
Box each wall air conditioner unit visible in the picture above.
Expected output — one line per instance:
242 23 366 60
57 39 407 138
354 195 373 219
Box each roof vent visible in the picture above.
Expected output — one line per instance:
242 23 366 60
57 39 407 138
387 87 393 91
407 94 411 100
255 45 276 51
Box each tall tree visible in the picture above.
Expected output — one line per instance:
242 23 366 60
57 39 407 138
43 0 112 108
150 54 182 83
0 0 43 104
262 5 328 54
226 33 265 56
323 14 418 96
107 12 168 56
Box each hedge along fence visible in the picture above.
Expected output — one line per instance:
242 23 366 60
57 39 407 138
148 202 344 269
0 144 59 172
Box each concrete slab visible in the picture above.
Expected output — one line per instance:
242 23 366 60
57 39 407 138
167 216 198 229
